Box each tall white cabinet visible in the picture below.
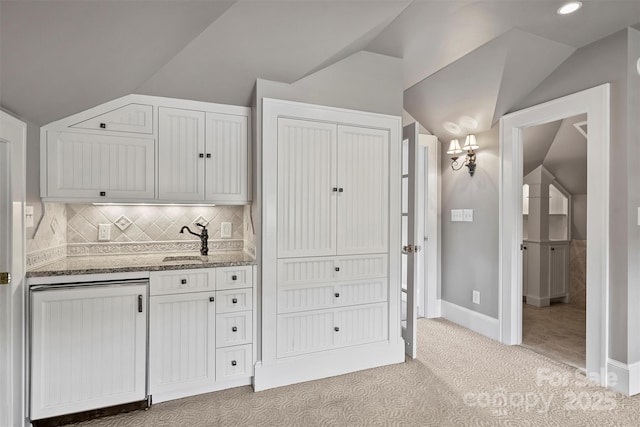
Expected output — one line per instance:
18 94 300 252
255 99 403 390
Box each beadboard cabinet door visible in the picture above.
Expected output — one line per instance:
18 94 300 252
30 284 147 420
46 131 155 200
205 112 248 202
277 118 337 258
158 107 206 201
149 292 216 396
336 126 389 255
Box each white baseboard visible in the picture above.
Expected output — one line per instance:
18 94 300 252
439 300 500 341
607 359 640 396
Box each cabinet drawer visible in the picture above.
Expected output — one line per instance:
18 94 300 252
216 344 252 381
276 302 388 358
216 266 252 290
216 311 252 348
70 103 153 134
278 254 387 286
150 269 215 295
216 288 252 313
278 278 387 313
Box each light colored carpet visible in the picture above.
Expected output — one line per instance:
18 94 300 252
69 318 640 426
522 302 586 370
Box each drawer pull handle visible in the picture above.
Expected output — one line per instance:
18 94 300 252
232 326 238 332
231 360 237 366
138 295 143 313
334 267 340 272
100 123 106 129
181 279 187 285
334 293 340 298
232 275 238 281
209 297 215 302
232 298 238 304
334 327 340 332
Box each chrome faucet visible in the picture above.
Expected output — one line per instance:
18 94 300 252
179 223 209 256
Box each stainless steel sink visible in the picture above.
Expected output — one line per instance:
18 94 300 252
162 256 207 263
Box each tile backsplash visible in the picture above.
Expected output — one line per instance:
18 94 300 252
27 203 250 268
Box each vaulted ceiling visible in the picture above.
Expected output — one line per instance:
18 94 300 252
1 0 639 141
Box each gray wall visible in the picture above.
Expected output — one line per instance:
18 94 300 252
440 27 636 363
441 126 499 317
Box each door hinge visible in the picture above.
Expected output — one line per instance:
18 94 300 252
0 272 10 285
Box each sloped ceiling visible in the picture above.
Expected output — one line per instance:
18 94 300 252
1 1 639 129
523 114 588 195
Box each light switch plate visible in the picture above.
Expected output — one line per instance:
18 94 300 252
451 209 463 222
472 290 480 305
221 222 232 239
98 224 111 241
463 209 474 222
25 205 34 228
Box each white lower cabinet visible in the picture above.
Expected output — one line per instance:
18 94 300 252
149 266 255 403
30 282 147 420
149 292 216 396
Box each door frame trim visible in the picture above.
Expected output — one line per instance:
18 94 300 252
498 84 610 385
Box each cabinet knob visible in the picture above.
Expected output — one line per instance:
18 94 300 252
334 293 340 298
232 298 238 304
334 267 340 272
232 326 238 332
334 327 340 332
332 187 338 192
206 153 212 158
100 123 106 129
99 191 106 197
181 279 187 285
551 248 555 251
209 297 215 302
231 360 237 366
232 275 238 281
338 188 344 193
199 153 204 158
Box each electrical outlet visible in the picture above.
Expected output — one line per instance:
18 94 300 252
221 222 232 239
472 290 480 305
98 224 111 241
25 205 34 228
463 209 474 222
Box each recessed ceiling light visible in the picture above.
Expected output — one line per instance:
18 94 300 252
557 2 582 15
443 121 461 135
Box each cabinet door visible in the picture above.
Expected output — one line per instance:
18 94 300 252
46 131 155 200
30 284 147 420
70 103 153 134
337 126 389 254
549 245 569 298
149 292 216 395
205 112 248 202
158 107 206 201
277 118 337 258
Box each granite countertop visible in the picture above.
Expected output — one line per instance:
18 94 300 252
26 251 256 277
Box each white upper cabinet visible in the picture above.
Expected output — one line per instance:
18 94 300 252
276 119 388 258
205 112 248 202
158 107 206 201
41 95 251 204
71 103 153 134
46 131 155 200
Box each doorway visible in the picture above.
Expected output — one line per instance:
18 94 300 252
499 84 609 386
520 114 588 370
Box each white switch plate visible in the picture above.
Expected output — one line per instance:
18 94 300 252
221 222 232 239
98 224 111 241
451 209 463 222
472 290 480 305
25 205 34 228
463 209 474 222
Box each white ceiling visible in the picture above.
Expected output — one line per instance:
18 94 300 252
1 0 639 132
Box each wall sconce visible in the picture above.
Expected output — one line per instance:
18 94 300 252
448 135 479 176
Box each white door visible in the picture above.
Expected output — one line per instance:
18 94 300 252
277 118 337 258
401 123 421 358
205 112 248 202
158 107 206 201
0 111 26 427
